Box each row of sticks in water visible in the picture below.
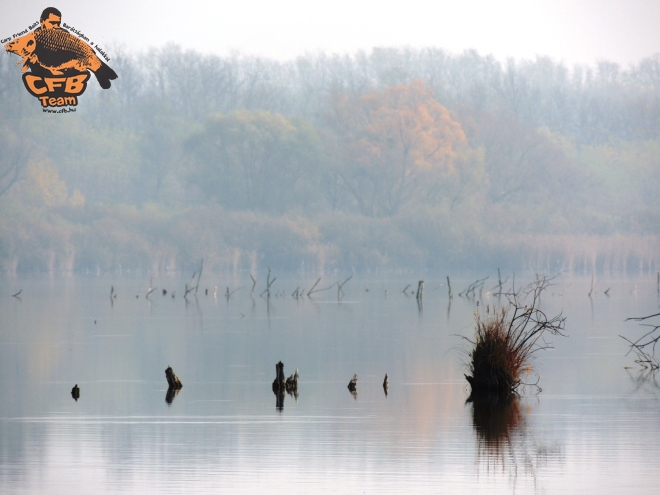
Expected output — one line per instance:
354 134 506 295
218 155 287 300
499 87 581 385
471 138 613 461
13 266 657 301
68 363 390 404
103 266 509 302
270 361 389 395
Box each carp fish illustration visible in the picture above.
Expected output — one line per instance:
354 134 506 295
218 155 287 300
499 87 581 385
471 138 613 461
5 28 117 89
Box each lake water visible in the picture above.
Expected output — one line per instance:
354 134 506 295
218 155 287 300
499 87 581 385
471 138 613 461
0 271 658 494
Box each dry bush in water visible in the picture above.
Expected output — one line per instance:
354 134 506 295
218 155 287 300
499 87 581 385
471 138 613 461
464 275 566 396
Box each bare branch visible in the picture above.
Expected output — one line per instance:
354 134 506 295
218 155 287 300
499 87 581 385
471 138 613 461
337 274 353 299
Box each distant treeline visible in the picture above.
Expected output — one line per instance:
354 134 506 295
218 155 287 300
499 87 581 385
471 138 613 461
0 46 659 273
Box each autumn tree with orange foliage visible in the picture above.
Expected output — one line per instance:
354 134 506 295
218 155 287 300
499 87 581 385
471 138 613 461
326 81 467 216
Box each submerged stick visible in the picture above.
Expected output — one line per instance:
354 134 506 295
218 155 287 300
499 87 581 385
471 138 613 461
490 269 510 294
337 274 353 299
195 259 203 295
460 277 489 298
416 281 424 302
145 275 156 298
260 268 276 298
184 260 203 298
309 282 336 296
307 277 323 296
225 286 243 300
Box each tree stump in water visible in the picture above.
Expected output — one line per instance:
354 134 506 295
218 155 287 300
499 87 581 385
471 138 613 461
347 374 358 399
165 366 182 404
272 361 286 393
165 366 183 389
347 374 358 391
71 384 80 401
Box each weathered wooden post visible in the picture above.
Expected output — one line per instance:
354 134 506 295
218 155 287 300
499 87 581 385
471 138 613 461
272 361 286 411
165 366 182 404
272 361 285 392
165 366 183 389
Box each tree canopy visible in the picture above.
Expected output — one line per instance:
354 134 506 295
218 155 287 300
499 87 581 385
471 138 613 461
327 81 467 216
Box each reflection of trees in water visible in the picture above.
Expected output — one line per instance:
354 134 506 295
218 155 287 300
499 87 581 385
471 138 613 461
470 395 562 491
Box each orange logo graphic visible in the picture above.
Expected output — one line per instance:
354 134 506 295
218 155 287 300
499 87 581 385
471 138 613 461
4 7 117 110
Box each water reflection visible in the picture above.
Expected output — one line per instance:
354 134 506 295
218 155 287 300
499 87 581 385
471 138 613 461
165 386 180 405
274 390 285 411
626 367 659 392
469 393 523 456
273 383 300 411
470 394 563 491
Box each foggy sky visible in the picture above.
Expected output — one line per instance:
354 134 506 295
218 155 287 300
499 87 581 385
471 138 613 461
2 0 660 67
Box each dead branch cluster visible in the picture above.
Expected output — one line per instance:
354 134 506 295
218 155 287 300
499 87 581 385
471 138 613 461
459 276 489 298
621 312 660 370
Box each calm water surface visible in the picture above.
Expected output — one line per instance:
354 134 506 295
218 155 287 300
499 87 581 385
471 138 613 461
0 272 658 494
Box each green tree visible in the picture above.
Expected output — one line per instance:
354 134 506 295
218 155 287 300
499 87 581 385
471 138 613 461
185 110 324 213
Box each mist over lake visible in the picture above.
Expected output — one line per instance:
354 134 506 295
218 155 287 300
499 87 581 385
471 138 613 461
2 6 660 491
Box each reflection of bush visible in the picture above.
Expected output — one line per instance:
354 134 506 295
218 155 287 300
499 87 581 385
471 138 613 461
470 394 564 490
470 394 522 455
